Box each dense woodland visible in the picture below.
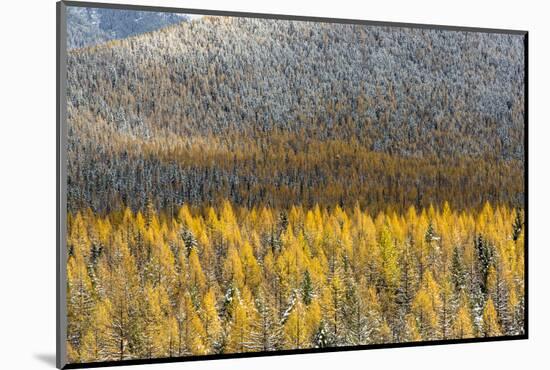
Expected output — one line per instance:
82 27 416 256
66 11 526 364
67 202 524 362
66 16 525 213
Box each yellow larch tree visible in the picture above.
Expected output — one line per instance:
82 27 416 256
483 297 502 337
201 287 222 353
226 288 257 353
452 292 474 339
80 299 111 362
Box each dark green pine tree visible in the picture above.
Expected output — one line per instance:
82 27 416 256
512 211 523 242
475 235 493 294
451 246 466 292
314 321 329 348
301 270 314 305
180 228 198 256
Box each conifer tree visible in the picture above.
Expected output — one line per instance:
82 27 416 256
301 270 314 305
482 298 502 337
80 299 111 362
201 288 222 353
251 289 282 351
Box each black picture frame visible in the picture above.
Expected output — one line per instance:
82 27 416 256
57 1 529 368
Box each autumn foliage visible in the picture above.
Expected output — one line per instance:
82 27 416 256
65 11 525 364
66 201 524 362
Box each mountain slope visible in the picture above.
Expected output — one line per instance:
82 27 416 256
68 16 524 159
66 16 525 212
67 6 188 49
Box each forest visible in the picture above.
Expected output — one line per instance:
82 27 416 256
67 202 524 362
66 15 525 214
65 10 526 364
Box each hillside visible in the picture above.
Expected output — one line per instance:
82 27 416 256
64 12 526 364
66 16 525 213
67 6 188 49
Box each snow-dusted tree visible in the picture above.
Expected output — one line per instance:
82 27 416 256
250 289 282 351
482 298 502 337
201 287 222 353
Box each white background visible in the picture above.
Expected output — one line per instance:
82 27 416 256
0 0 547 368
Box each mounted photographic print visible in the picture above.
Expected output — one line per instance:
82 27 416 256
56 1 528 368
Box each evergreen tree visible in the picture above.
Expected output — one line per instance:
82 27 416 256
301 270 314 305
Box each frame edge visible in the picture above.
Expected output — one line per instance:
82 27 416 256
57 1 68 369
61 0 527 35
